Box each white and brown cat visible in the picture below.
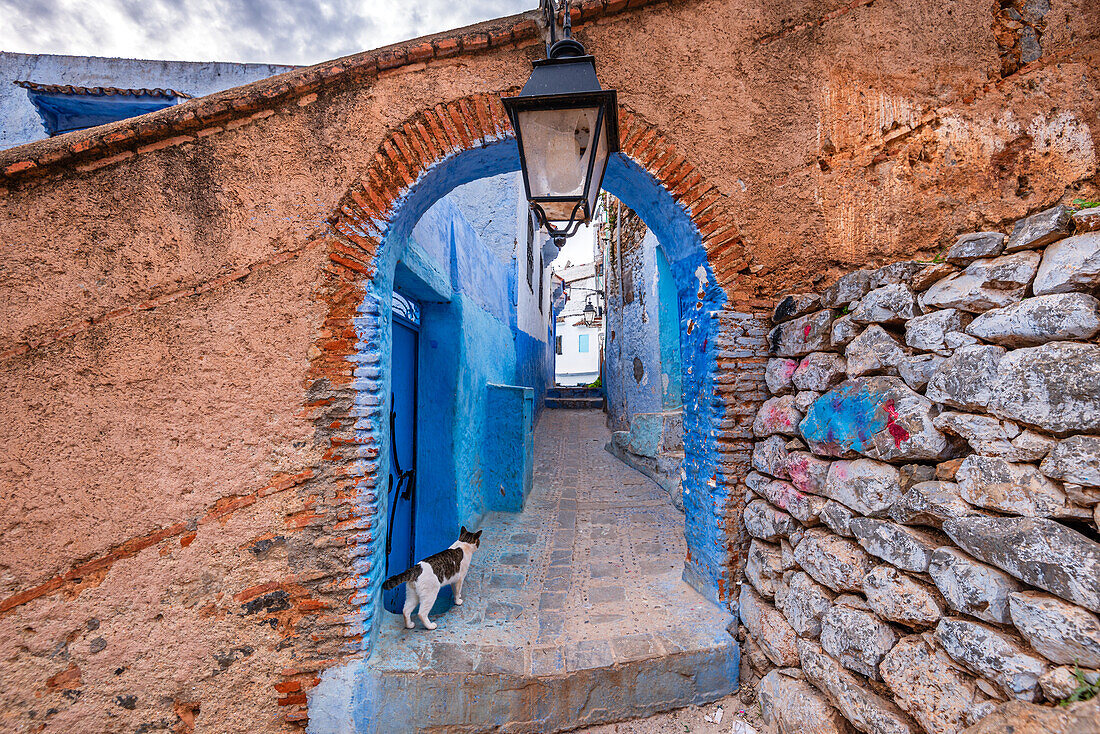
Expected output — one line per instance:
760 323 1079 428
382 526 483 630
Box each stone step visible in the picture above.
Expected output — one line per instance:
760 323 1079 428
546 386 604 399
323 606 740 733
545 396 604 409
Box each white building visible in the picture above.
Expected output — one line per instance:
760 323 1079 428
554 260 604 387
1 52 295 150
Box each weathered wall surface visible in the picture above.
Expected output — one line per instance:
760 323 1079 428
604 201 662 430
0 0 1097 731
745 204 1100 733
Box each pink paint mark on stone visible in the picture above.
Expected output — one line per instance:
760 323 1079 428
803 323 812 340
882 399 910 447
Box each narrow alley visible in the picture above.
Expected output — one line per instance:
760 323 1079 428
364 409 738 732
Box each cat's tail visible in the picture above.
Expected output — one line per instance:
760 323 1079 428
382 568 417 590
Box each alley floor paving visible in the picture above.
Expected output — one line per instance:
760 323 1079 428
365 409 738 733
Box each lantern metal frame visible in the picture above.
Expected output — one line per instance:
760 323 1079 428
502 0 620 246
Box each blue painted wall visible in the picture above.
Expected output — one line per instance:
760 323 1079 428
326 139 728 674
657 247 683 409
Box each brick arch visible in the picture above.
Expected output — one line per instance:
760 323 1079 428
300 92 766 667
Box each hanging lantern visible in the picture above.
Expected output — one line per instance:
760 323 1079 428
502 1 619 246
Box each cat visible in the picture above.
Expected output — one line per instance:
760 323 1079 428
382 526 483 630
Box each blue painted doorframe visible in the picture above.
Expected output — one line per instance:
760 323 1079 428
382 294 419 614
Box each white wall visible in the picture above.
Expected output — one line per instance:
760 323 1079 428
1 51 295 149
556 318 602 385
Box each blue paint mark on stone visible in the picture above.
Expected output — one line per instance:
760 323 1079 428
799 381 889 456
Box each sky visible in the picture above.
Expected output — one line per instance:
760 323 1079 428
0 0 533 66
554 223 596 268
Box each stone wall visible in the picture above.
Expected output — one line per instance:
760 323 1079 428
744 204 1100 733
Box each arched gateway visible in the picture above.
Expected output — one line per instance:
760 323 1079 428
302 92 767 730
308 92 760 649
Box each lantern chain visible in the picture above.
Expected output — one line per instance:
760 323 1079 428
539 0 574 53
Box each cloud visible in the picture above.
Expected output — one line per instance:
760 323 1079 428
0 0 533 66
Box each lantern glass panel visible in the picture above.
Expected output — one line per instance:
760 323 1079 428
585 111 610 220
517 105 601 199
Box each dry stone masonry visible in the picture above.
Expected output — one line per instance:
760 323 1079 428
746 204 1100 734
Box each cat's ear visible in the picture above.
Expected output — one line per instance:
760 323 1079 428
474 530 483 540
460 525 467 536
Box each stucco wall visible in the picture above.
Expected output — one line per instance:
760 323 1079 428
0 51 295 149
0 0 1097 730
605 207 664 429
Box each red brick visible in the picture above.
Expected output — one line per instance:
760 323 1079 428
376 49 407 70
433 37 461 58
463 32 490 51
406 42 433 63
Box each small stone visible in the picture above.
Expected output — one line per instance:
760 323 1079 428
943 516 1100 613
890 481 979 528
766 357 800 395
879 635 983 734
753 436 790 479
899 464 936 491
928 546 1023 624
849 284 922 325
863 565 944 628
1005 205 1073 252
1006 430 1056 462
935 411 1019 441
754 395 803 437
746 539 788 599
960 696 1100 733
1041 435 1100 487
988 342 1100 435
921 251 1041 313
849 518 940 573
823 459 902 517
747 470 770 495
801 377 953 462
744 499 800 542
911 262 958 291
798 639 918 734
821 501 856 537
926 345 1006 411
760 479 826 525
846 325 907 378
964 701 999 729
1072 206 1100 233
966 293 1100 347
1007 591 1100 667
785 451 831 495
935 618 1048 701
955 455 1069 518
898 353 946 391
936 458 965 481
759 670 855 734
831 315 861 347
774 293 823 324
822 270 875 308
1038 666 1095 701
947 232 1007 266
934 413 1052 461
944 331 981 349
739 584 800 667
870 261 927 290
1032 232 1100 295
795 390 821 413
794 529 876 593
776 570 835 637
820 605 897 680
794 352 847 392
770 310 835 358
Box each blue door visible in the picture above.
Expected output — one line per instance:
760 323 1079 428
383 293 419 614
